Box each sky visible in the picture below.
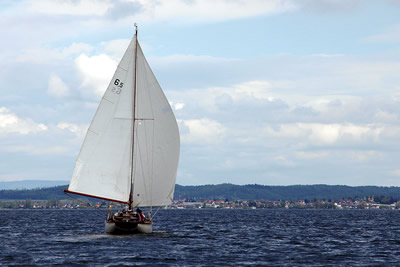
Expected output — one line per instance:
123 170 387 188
1 0 400 186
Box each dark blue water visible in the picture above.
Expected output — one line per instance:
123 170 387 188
1 209 400 266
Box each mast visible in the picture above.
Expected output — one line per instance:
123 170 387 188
128 23 138 210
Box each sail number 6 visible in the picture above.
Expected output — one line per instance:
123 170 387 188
112 79 124 94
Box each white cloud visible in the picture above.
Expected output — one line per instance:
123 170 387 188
350 150 384 162
14 0 297 25
380 125 400 139
363 24 400 43
0 107 47 136
101 39 131 60
48 73 70 97
179 118 226 144
152 54 238 65
169 80 290 113
264 123 382 145
17 43 93 63
273 155 296 167
135 0 296 23
26 0 112 16
75 53 117 98
296 151 329 159
63 43 94 56
392 169 400 176
373 110 398 123
1 0 400 186
2 145 68 155
57 122 88 138
173 103 185 110
296 0 363 12
226 80 275 101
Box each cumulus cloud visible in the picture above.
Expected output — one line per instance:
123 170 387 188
392 169 400 176
373 110 398 123
152 54 238 65
169 80 290 114
363 24 400 43
2 145 69 155
17 0 298 24
105 0 142 19
179 118 226 144
75 53 117 98
17 42 93 63
1 0 400 185
264 123 382 145
295 0 363 12
48 73 69 97
26 0 112 16
0 107 47 136
101 39 131 60
380 125 400 139
296 151 329 159
351 150 384 162
57 122 88 138
14 0 400 26
170 102 185 111
134 0 296 23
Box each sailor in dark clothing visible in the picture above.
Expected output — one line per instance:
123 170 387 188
136 208 144 222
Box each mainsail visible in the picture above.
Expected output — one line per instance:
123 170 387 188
66 33 180 207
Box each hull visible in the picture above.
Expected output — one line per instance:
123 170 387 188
105 220 152 234
105 209 152 234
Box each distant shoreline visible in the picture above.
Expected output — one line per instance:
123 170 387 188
1 184 400 205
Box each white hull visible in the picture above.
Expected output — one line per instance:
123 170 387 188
105 221 152 234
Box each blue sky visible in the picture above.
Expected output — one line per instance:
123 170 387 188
1 0 400 186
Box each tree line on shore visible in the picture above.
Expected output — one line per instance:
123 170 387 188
173 184 400 202
2 183 400 203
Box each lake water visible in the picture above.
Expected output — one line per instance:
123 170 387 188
1 209 400 266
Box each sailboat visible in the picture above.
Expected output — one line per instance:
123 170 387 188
64 25 180 234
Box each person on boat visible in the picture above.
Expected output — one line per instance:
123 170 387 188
136 208 144 222
119 208 126 216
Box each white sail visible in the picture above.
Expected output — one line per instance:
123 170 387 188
132 43 180 207
67 37 137 203
67 33 180 208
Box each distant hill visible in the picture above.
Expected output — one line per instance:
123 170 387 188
2 183 400 202
0 180 69 190
0 185 69 200
174 184 400 201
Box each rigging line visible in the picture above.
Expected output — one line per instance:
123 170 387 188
64 191 91 206
152 205 163 218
